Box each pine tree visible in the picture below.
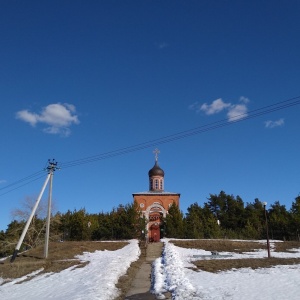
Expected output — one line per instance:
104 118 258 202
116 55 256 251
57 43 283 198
206 191 246 238
165 203 185 238
268 201 291 240
185 203 204 238
290 195 300 240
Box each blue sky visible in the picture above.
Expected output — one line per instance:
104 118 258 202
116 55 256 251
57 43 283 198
1 1 300 230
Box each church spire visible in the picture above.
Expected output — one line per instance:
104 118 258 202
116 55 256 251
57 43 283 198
148 149 164 191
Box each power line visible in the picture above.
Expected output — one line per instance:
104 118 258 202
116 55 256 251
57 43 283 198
0 173 46 197
0 170 45 192
0 161 55 196
1 95 299 196
60 95 300 169
0 160 60 195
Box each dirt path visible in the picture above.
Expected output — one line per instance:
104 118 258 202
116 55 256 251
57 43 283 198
125 242 171 300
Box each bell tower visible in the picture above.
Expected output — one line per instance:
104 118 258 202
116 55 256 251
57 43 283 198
148 148 164 191
133 149 180 242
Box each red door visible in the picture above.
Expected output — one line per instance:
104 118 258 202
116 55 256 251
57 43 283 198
150 224 160 242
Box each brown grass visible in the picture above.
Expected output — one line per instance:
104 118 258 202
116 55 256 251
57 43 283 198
170 239 300 273
0 241 128 283
192 257 300 273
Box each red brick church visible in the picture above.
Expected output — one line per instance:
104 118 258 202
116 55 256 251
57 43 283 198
133 149 180 242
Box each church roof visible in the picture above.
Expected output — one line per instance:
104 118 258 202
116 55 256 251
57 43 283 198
148 160 165 177
132 190 180 196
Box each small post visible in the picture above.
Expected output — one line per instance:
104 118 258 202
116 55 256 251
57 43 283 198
263 202 271 258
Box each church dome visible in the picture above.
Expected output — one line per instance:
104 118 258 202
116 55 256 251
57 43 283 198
148 161 165 177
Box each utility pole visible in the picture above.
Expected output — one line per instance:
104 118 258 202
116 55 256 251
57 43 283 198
263 202 271 258
10 159 58 263
44 160 58 258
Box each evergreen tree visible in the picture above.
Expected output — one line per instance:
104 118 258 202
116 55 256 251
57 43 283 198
3 192 300 248
290 195 300 240
268 201 291 240
206 191 246 237
165 203 185 238
202 203 222 238
49 212 63 241
60 208 89 241
92 212 112 240
112 203 143 239
0 220 25 257
185 203 204 238
243 199 265 239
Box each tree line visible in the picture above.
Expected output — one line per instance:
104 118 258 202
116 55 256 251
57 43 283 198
165 191 300 241
1 191 300 257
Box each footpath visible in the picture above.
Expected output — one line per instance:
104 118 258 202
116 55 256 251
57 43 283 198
125 242 171 300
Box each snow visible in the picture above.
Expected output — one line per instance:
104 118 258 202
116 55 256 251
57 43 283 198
0 240 140 300
1 239 300 300
151 239 300 299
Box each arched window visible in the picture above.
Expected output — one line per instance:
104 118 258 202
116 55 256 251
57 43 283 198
155 179 159 189
150 178 153 190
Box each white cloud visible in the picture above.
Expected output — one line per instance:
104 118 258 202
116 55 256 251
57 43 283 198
200 98 231 115
15 110 39 126
16 103 80 137
190 96 250 122
38 103 79 127
265 118 284 128
0 179 7 185
227 103 248 122
239 96 250 104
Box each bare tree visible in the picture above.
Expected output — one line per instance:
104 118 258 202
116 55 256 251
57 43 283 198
10 196 57 249
11 195 49 221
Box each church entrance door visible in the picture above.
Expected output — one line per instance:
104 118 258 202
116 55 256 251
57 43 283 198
150 223 160 242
